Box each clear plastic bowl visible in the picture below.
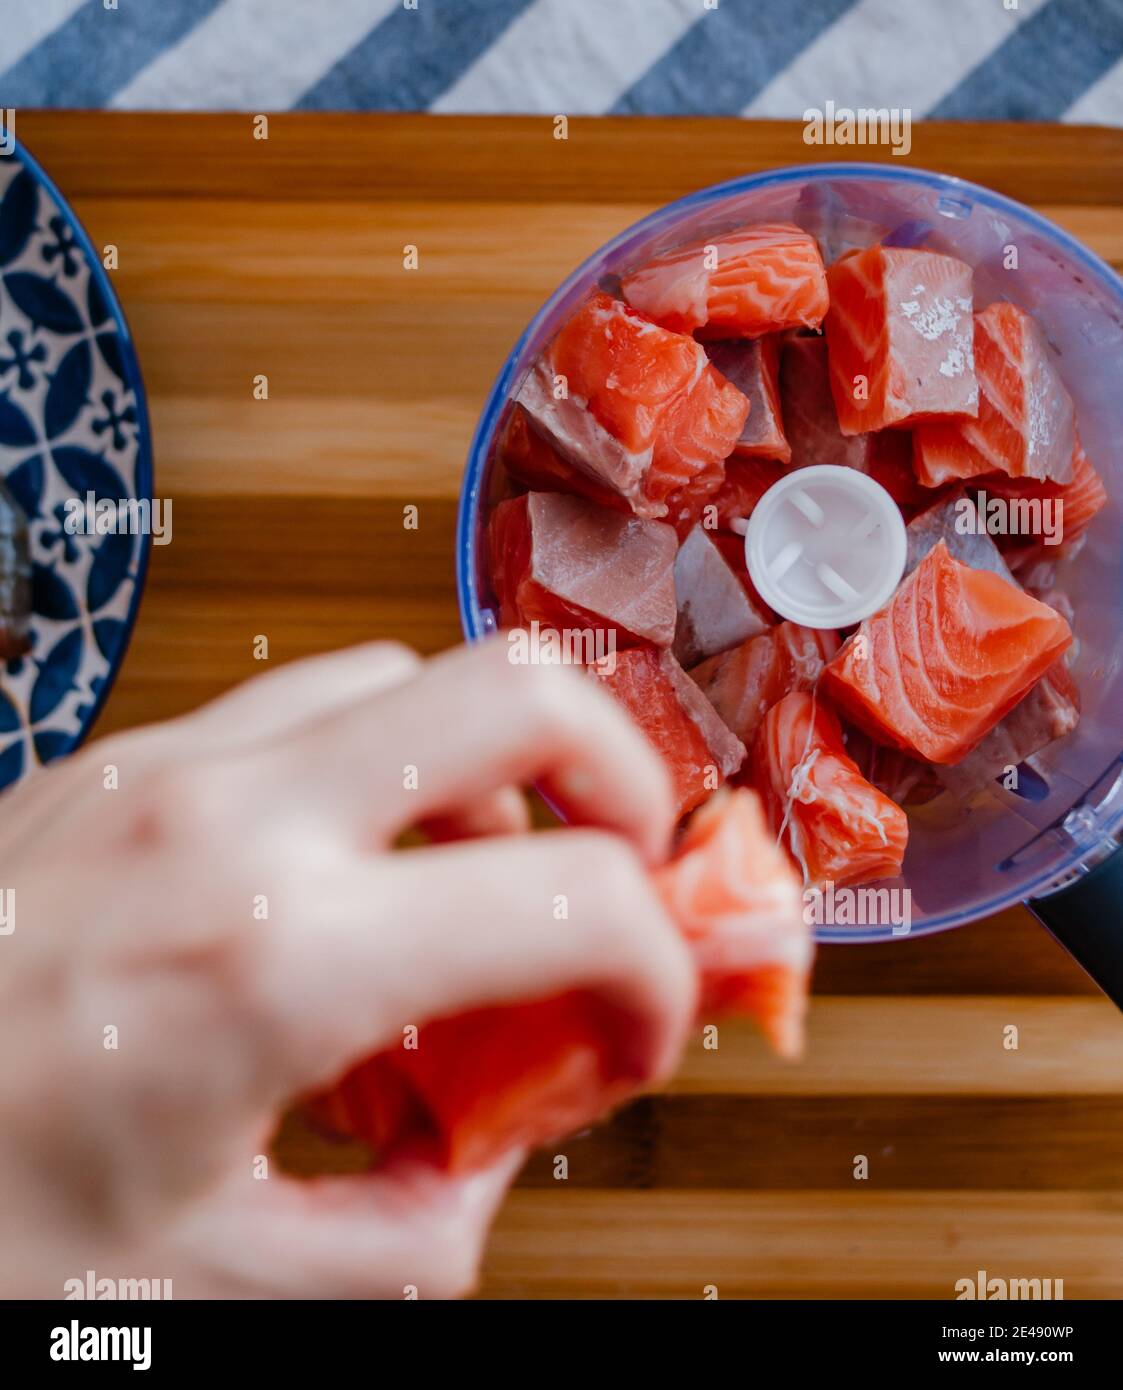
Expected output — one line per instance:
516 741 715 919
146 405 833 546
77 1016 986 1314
456 163 1123 943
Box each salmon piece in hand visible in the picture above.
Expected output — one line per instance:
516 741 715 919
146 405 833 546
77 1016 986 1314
314 790 813 1174
655 787 812 1058
622 223 828 339
311 991 648 1175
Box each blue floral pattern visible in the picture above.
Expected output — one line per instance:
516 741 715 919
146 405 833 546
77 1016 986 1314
0 147 152 791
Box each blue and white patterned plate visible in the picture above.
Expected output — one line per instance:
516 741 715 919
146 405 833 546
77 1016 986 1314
0 142 152 791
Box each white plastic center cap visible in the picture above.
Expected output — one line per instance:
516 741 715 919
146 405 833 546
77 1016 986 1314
738 464 907 629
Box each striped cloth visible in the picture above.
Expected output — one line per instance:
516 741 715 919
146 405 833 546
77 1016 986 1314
1 0 1121 125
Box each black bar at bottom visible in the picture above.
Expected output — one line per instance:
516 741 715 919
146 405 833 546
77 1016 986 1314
1 1295 1111 1377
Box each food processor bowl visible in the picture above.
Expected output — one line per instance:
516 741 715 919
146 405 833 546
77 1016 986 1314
457 164 1123 1000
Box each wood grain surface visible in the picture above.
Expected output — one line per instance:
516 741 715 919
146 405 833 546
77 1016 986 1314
17 112 1122 1300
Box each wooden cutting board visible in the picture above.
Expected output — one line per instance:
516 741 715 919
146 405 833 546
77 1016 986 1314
19 112 1123 1299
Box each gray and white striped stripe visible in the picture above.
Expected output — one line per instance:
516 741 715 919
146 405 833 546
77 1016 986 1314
0 0 1119 125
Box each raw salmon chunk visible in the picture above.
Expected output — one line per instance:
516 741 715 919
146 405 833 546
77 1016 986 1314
970 435 1106 548
655 788 812 1057
868 431 931 515
691 621 839 744
782 334 877 471
904 490 1016 583
844 729 942 807
311 991 633 1174
672 523 771 668
497 404 629 515
1020 570 1075 633
704 337 791 461
489 491 677 648
753 691 909 889
824 245 978 434
498 403 734 540
516 291 748 523
709 456 786 529
780 335 929 510
935 659 1080 799
621 223 828 339
913 302 1075 486
821 540 1073 764
599 646 745 818
708 529 778 625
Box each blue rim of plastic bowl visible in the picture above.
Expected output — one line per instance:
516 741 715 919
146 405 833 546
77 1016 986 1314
12 138 154 760
456 161 1123 944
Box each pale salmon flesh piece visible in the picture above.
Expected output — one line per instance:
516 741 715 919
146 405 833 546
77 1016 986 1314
597 646 745 819
933 659 1080 799
781 334 931 512
691 620 840 745
913 301 1076 486
904 490 1016 584
966 433 1106 546
516 291 748 523
782 333 876 471
621 223 828 339
824 245 978 434
843 729 942 808
821 540 1072 764
489 491 678 647
672 523 771 668
704 336 791 461
497 403 631 516
753 691 909 890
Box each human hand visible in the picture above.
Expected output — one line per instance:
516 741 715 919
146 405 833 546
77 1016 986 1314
0 639 695 1298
